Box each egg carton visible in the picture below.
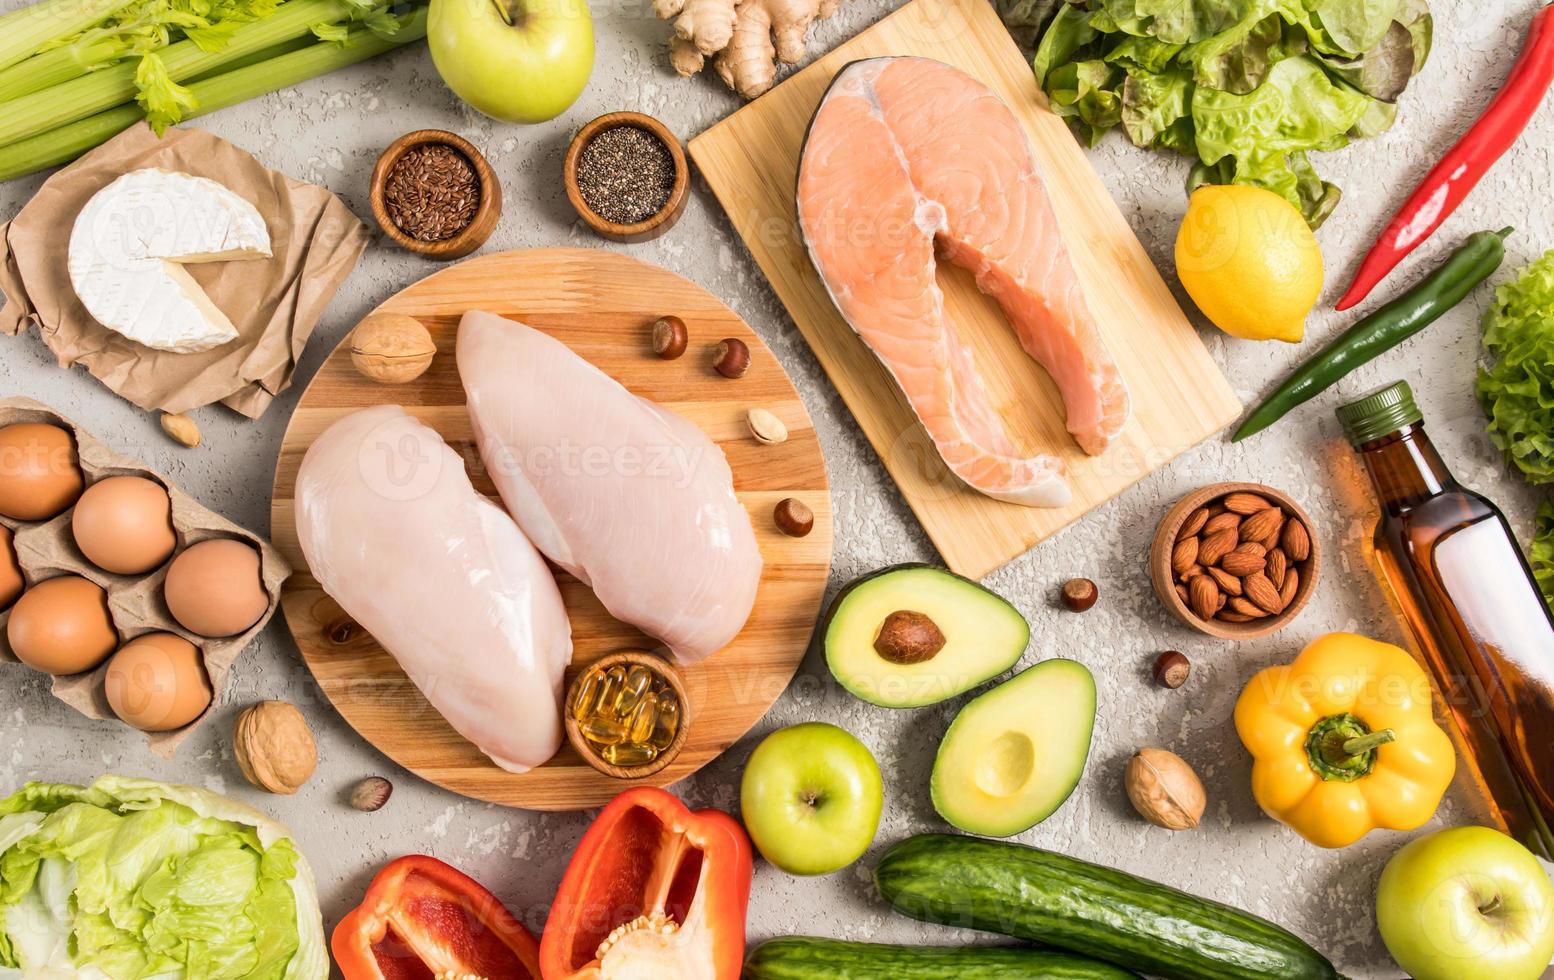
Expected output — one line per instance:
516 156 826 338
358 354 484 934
0 396 290 754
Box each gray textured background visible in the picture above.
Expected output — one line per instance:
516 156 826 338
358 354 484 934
2 0 1552 975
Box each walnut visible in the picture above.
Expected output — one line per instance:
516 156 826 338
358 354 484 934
350 313 436 384
234 701 317 794
1125 747 1206 831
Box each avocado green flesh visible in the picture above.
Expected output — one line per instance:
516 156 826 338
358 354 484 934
824 565 1030 708
931 658 1096 837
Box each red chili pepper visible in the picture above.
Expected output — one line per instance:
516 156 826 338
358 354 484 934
1337 3 1554 312
539 786 752 980
333 855 541 980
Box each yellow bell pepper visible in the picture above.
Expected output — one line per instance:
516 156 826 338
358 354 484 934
1233 632 1455 849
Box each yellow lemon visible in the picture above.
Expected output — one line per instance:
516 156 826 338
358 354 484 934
1175 185 1323 344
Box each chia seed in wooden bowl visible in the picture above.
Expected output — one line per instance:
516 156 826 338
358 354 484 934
564 112 689 244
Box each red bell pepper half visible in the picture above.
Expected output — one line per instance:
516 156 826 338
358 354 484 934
334 855 541 980
540 786 752 980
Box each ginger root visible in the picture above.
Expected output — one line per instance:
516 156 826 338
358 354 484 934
656 0 843 98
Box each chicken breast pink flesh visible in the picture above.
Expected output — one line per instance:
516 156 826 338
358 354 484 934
294 404 572 773
458 310 762 665
797 56 1130 507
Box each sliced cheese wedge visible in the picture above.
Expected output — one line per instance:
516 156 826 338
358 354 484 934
67 168 272 354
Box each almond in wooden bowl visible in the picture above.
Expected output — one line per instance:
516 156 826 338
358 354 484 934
1149 482 1320 640
563 649 691 780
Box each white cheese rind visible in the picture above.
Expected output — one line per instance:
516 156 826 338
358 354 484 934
67 168 272 354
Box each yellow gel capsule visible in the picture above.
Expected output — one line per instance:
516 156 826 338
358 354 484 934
582 714 626 746
615 666 653 717
596 667 627 719
650 692 680 750
602 742 658 767
569 670 603 722
627 692 659 744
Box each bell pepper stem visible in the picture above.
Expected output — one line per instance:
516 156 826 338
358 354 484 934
1340 729 1397 757
1306 713 1396 782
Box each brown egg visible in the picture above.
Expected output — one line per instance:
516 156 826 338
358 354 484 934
0 423 85 521
0 526 21 611
104 632 212 732
163 539 268 638
7 575 118 675
72 476 177 575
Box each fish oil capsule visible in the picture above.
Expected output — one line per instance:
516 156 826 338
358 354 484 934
569 669 603 722
615 665 653 717
602 742 658 767
596 666 627 719
627 692 658 744
650 692 680 750
582 714 627 746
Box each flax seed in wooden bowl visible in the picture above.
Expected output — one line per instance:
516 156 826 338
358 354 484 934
1149 482 1321 640
371 130 501 261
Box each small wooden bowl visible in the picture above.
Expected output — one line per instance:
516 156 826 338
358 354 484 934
563 112 689 243
563 649 691 779
370 130 501 260
1149 482 1321 640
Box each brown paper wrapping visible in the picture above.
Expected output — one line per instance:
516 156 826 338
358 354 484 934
0 123 369 418
0 397 291 754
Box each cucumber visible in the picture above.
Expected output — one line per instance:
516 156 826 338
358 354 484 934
874 835 1341 980
744 937 1141 979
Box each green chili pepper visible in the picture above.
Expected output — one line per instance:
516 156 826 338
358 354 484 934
1233 227 1513 443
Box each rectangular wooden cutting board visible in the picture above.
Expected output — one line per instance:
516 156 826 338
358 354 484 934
689 0 1241 578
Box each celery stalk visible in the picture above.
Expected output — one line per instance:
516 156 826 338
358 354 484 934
0 7 426 182
0 0 353 146
0 37 130 102
0 0 136 73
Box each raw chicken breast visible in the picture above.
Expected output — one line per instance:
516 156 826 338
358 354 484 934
457 310 762 664
294 404 572 773
797 56 1131 507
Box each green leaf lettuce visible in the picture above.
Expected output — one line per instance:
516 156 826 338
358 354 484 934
1479 249 1554 483
1022 0 1432 227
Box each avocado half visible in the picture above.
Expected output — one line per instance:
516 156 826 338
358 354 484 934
931 658 1096 837
822 564 1029 708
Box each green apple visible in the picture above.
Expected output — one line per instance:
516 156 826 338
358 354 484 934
1377 826 1554 980
740 722 883 876
427 0 593 124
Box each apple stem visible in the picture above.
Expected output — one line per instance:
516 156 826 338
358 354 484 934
1480 893 1503 916
487 0 515 27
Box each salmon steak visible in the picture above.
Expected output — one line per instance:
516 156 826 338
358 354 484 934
796 56 1130 507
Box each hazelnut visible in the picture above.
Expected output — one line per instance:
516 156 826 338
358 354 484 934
350 313 436 384
746 408 788 445
160 412 201 448
773 497 813 537
233 701 317 795
652 316 688 359
349 776 393 812
1125 747 1206 831
712 338 750 379
1153 651 1190 689
873 610 946 665
1061 578 1098 612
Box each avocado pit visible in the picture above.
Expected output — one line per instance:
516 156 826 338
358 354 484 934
873 610 946 665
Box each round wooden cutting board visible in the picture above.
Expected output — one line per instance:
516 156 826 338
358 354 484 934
270 249 832 810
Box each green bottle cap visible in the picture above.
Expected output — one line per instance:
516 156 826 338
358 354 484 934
1336 381 1423 446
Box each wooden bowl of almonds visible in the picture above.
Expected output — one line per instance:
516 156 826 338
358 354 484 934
1149 483 1320 640
370 129 501 261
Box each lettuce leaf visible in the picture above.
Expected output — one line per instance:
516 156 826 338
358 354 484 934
1478 250 1554 483
1021 0 1432 226
0 777 324 980
1532 501 1554 613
